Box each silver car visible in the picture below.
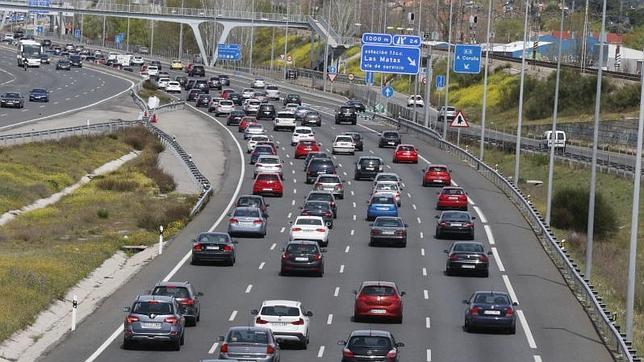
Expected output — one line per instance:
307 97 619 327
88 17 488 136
313 174 344 199
218 326 280 361
255 155 283 178
227 207 267 237
244 123 266 140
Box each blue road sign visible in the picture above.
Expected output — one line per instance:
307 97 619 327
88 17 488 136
435 75 445 89
365 71 374 86
392 35 422 47
28 0 49 14
328 65 337 74
218 44 241 60
453 44 482 74
36 25 43 33
362 33 392 45
360 44 421 75
74 28 80 39
381 85 394 98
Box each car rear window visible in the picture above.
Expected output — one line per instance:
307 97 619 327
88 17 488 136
237 197 261 208
307 193 333 202
259 105 274 111
398 145 415 151
317 176 339 183
428 166 447 173
349 336 392 349
336 136 353 143
442 212 471 221
296 128 312 134
234 208 260 217
258 158 279 166
220 100 233 106
474 293 510 305
376 183 398 191
256 174 279 181
197 233 230 243
371 196 395 204
359 158 381 167
254 146 273 153
286 243 319 254
266 85 278 90
247 124 262 130
305 112 320 117
361 286 396 296
152 286 190 299
443 188 464 195
228 329 269 344
132 302 173 315
305 201 330 210
260 306 300 316
383 132 399 138
374 218 403 227
295 218 323 226
453 243 485 253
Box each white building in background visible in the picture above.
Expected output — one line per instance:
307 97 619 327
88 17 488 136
606 44 643 74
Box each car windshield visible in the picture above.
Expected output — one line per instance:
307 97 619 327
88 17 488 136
197 233 230 243
428 166 448 173
383 132 399 138
152 286 190 299
5 93 19 98
453 243 484 253
257 174 279 181
443 188 464 195
260 305 300 316
361 286 396 296
247 124 262 130
442 212 471 221
317 176 339 183
346 133 361 140
234 208 260 217
228 329 269 344
349 336 392 349
474 293 510 305
295 218 323 226
371 196 395 205
258 157 279 164
287 243 319 254
249 100 261 105
220 101 233 106
374 218 403 227
132 302 173 315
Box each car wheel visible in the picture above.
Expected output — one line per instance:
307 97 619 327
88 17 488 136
446 267 453 276
190 257 199 265
509 324 516 334
230 256 236 266
482 269 489 278
123 338 133 350
197 311 201 322
353 313 361 323
401 241 407 248
180 332 185 345
464 321 472 333
173 337 181 351
435 229 442 239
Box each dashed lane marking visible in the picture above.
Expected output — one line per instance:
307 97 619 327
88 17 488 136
228 310 238 321
491 247 506 272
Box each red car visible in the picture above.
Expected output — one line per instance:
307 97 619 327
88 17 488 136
422 164 451 187
436 186 468 210
353 281 404 323
220 89 235 99
294 140 320 159
252 173 283 197
238 117 257 133
392 144 418 163
185 63 194 74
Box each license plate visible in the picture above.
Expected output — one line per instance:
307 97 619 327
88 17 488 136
449 197 458 200
141 322 162 329
271 322 287 326
382 231 395 235
206 246 219 250
461 264 476 269
432 179 442 182
451 223 463 227
263 188 273 191
366 167 374 171
388 141 395 145
377 207 388 211
370 309 387 314
295 257 308 261
484 310 501 315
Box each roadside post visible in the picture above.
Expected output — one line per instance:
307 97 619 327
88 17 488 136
71 295 78 331
158 225 164 255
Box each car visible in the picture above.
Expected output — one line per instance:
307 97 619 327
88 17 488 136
338 330 404 362
28 88 49 102
335 105 357 125
41 39 52 47
170 59 184 70
301 110 322 127
184 79 196 91
40 53 51 64
247 135 271 153
2 33 13 42
273 111 297 131
195 93 213 108
283 93 301 105
371 181 402 206
256 141 278 155
229 93 244 106
69 54 82 67
218 74 230 86
305 191 337 218
146 65 159 76
208 76 221 89
294 140 320 159
265 84 280 100
445 241 491 276
257 104 276 120
244 99 262 115
151 281 203 326
191 231 237 265
373 172 402 189
235 195 269 218
437 186 468 210
192 79 209 93
279 241 325 278
435 211 476 239
241 88 255 99
184 63 194 74
284 103 299 113
228 206 267 237
132 55 145 65
354 157 384 181
392 144 418 163
313 174 344 199
224 110 245 126
189 64 205 77
253 300 313 348
407 94 424 107
353 281 405 323
332 135 355 155
238 117 257 133
220 88 236 99
250 144 276 164
138 47 150 55
244 123 266 140
367 193 398 221
215 100 235 116
344 131 363 151
299 200 334 228
345 99 366 112
251 78 267 88
422 164 452 187
378 131 401 148
369 216 407 247
165 81 182 93
463 291 517 333
293 106 313 121
122 295 185 350
255 155 283 178
218 326 280 361
306 158 336 184
303 152 330 171
289 216 329 246
253 173 283 197
56 59 71 70
253 91 268 103
186 89 204 102
291 126 315 146
0 92 24 108
439 105 458 120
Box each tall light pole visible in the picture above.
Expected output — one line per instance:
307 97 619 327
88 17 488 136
323 1 331 92
585 0 608 280
126 0 131 52
580 0 589 70
479 0 494 160
545 0 566 225
249 0 255 71
178 0 184 60
283 0 290 80
442 0 454 139
513 0 531 186
412 0 423 125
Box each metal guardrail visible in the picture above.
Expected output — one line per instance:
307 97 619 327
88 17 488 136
0 120 139 144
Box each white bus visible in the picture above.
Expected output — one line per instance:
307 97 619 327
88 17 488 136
17 39 42 67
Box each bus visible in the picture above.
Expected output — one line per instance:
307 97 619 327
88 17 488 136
17 39 42 67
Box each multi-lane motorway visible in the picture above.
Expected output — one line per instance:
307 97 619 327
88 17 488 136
30 64 615 362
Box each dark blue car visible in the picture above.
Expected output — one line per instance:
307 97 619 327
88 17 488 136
463 291 517 334
29 89 49 102
366 193 398 221
250 145 275 165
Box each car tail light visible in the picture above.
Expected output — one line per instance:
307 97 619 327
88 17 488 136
223 245 233 251
371 229 381 235
229 218 239 224
464 223 474 228
448 254 460 261
479 254 489 262
312 254 322 261
164 316 179 324
386 349 398 360
439 222 450 227
324 211 333 217
292 227 302 232
281 253 288 259
314 183 321 189
267 345 276 355
334 184 342 190
316 228 326 232
342 348 354 358
395 230 406 236
178 298 195 305
255 317 269 324
469 306 481 315
253 219 264 224
505 307 514 316
301 211 310 216
220 343 228 353
193 243 202 252
290 318 305 325
126 315 139 324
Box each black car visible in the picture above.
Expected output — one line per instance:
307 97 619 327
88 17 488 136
175 75 188 86
186 89 205 102
303 152 331 171
84 55 96 63
190 64 205 77
0 92 24 108
445 241 491 277
195 94 212 107
378 131 401 148
40 53 51 64
435 211 476 239
354 156 384 180
41 39 52 47
344 131 363 151
68 55 82 67
150 60 162 70
229 93 243 106
218 74 230 86
285 68 298 80
335 105 357 125
283 93 301 106
151 281 203 326
346 99 366 112
369 216 407 247
306 158 336 184
280 240 325 277
464 291 517 333
305 191 337 217
29 88 49 102
300 200 334 228
226 110 246 126
339 330 404 362
236 194 269 217
193 79 209 93
208 76 221 89
302 111 322 127
190 232 237 265
184 79 196 90
55 59 71 70
256 104 276 121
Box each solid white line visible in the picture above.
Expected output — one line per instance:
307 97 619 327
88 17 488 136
327 314 333 325
353 214 356 221
407 192 412 198
473 206 487 223
208 342 219 354
245 284 253 293
270 243 277 250
259 262 265 270
424 290 429 300
369 150 374 154
345 245 350 253
350 190 355 196
334 287 340 297
280 227 285 233
467 197 476 205
352 201 356 208
343 171 347 176
502 275 519 304
422 267 428 276
484 225 495 245
426 317 431 328
533 356 542 362
293 188 297 194
451 180 459 187
412 204 417 210
83 327 123 362
339 265 345 273
317 345 325 358
491 247 506 272
291 200 295 206
229 310 238 321
421 248 425 256
426 348 432 361
517 310 538 349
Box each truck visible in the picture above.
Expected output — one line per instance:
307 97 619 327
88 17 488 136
116 53 132 67
17 39 42 67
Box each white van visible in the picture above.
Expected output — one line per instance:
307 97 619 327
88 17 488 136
541 130 566 151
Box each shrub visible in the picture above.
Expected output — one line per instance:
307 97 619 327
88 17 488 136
551 187 618 239
605 83 641 112
142 79 157 90
136 204 189 231
146 167 176 193
95 177 138 192
96 208 109 219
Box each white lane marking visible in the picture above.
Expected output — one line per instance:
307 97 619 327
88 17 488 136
280 227 285 233
426 317 431 328
327 314 333 325
39 105 45 108
517 310 538 349
369 150 374 154
245 284 253 293
56 87 62 90
228 310 238 321
293 188 297 194
491 247 505 272
286 154 290 158
423 290 429 299
270 243 277 250
291 200 295 206
339 265 345 273
21 109 27 112
426 349 432 361
208 342 219 354
292 170 295 174
345 245 350 253
402 182 406 188
281 146 286 151
407 192 412 198
64 97 70 101
259 262 265 270
412 204 417 210
421 248 425 256
451 180 459 187
422 267 428 276
350 229 355 236
484 225 495 245
53 101 58 105
467 197 475 205
334 287 340 297
343 171 347 176
325 148 331 152
386 164 391 169
502 275 519 304
293 178 297 183
347 181 351 186
473 206 487 223
289 161 293 166
352 201 356 208
74 94 80 98
417 217 422 224
317 345 325 358
350 190 354 196
533 356 542 362
420 232 424 239
353 214 356 221
338 163 343 167
287 212 292 218
83 327 122 362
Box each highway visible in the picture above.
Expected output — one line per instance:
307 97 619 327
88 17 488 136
38 67 614 362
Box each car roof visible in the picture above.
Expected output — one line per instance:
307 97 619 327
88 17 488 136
135 295 174 303
261 300 301 308
234 206 261 212
295 216 324 221
287 239 320 246
154 281 191 288
359 156 383 161
361 281 397 288
441 210 471 217
349 330 392 338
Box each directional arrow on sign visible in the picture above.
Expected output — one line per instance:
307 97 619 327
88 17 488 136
407 57 416 66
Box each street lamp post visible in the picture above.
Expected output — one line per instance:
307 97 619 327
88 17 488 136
513 0 531 186
479 0 494 161
249 0 255 72
442 0 454 139
283 0 290 80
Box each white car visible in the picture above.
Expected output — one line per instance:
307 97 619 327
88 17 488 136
439 106 457 119
242 88 255 99
157 77 170 89
253 300 311 349
215 100 235 116
165 81 182 93
407 95 424 107
251 78 266 88
284 103 299 113
373 172 403 189
146 65 159 76
266 84 280 100
332 135 356 155
244 99 262 115
289 216 329 246
371 181 402 206
247 135 270 153
291 126 315 146
131 55 145 65
244 123 265 140
274 111 297 131
255 155 283 177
